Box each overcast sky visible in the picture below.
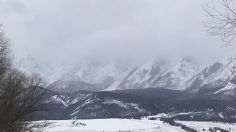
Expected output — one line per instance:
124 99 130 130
0 0 234 65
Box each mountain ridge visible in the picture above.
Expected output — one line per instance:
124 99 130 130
16 56 236 95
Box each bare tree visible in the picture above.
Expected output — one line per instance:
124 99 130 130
0 26 10 79
0 70 46 132
0 26 46 132
204 0 236 42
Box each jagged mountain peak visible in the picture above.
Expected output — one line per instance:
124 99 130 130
186 57 236 95
186 62 224 91
117 57 200 90
17 55 203 92
169 57 199 76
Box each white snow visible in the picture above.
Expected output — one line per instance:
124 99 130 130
118 57 200 90
17 56 202 91
200 58 236 88
35 118 236 132
37 119 186 132
70 94 96 116
177 121 236 132
103 98 148 113
71 61 134 87
214 82 236 94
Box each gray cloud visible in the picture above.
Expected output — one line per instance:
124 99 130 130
0 0 233 65
0 0 26 13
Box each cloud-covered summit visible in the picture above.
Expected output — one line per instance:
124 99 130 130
0 0 233 66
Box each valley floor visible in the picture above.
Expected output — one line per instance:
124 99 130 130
34 118 236 132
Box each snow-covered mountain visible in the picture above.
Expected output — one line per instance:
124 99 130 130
18 55 236 95
16 57 136 92
118 57 200 90
186 62 224 92
187 58 236 95
25 56 236 122
17 56 202 92
60 61 135 91
16 55 72 84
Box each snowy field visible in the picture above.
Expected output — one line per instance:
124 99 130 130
177 121 236 132
35 119 184 132
34 118 236 132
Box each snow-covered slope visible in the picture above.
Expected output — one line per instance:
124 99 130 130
16 56 134 92
48 61 135 92
16 55 71 84
17 56 202 92
117 59 170 90
186 62 224 91
64 61 134 91
18 55 236 94
187 58 236 95
153 57 200 90
118 57 200 90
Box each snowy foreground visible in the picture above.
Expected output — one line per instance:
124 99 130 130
177 121 236 132
34 118 236 132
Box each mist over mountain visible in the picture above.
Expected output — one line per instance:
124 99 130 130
15 54 236 96
4 0 236 93
3 0 236 131
1 0 234 66
24 55 236 122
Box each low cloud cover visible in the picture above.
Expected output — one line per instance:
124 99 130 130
0 0 233 65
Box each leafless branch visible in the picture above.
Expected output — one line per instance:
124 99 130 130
204 0 236 43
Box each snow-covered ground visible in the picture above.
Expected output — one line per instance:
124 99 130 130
177 121 236 132
36 119 184 132
34 118 236 132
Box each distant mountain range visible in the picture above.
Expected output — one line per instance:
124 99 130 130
18 56 236 121
17 56 201 92
16 55 236 95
